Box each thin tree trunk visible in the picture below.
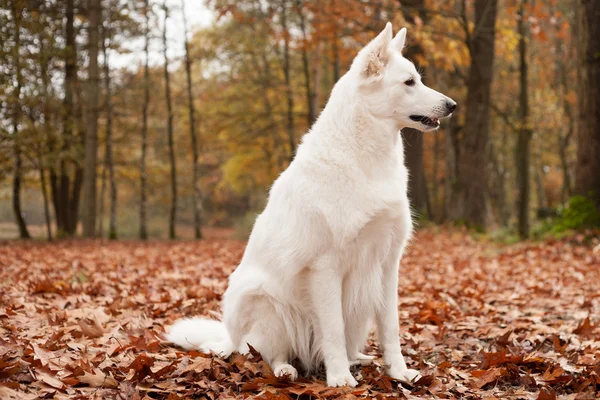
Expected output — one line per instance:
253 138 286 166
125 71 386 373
280 0 296 161
311 42 322 122
82 0 101 237
516 0 531 239
98 164 106 236
534 150 547 211
140 0 150 240
181 0 202 239
102 8 117 239
50 0 81 237
163 2 177 239
39 15 53 241
296 0 315 126
574 0 600 208
403 130 431 218
452 0 498 229
398 0 431 220
432 128 440 221
10 0 31 239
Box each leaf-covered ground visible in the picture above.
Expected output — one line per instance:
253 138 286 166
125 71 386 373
1 229 599 399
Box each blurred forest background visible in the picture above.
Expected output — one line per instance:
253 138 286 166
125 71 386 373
1 0 599 241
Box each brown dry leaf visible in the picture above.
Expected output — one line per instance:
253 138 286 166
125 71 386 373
36 370 65 389
77 369 119 388
77 318 104 338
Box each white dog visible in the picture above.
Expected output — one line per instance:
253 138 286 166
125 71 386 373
167 23 455 387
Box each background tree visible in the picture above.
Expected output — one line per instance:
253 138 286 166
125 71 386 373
181 0 202 239
82 0 102 237
9 0 31 239
450 0 499 229
516 0 531 238
575 0 600 208
139 0 151 240
162 2 177 239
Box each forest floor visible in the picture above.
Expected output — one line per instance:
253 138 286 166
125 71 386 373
1 229 599 399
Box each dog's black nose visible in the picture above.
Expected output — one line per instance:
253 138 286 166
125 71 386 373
446 100 457 113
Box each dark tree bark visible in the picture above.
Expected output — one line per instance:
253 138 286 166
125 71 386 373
10 0 31 239
403 130 432 218
82 0 102 237
98 164 106 236
451 0 498 229
280 0 296 161
140 0 150 240
398 0 432 219
516 0 531 239
102 4 117 239
39 15 53 241
296 0 316 126
50 0 83 237
574 0 600 207
163 2 177 239
181 0 203 239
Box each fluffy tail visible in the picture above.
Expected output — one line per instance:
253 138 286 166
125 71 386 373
165 318 234 357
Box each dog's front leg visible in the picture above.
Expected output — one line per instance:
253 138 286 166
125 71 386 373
309 255 357 387
376 248 421 383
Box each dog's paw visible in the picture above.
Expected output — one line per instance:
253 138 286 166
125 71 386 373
349 352 375 366
388 367 421 383
274 363 298 381
326 370 358 387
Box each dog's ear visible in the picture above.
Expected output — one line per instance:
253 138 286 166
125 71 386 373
360 22 393 79
391 27 407 52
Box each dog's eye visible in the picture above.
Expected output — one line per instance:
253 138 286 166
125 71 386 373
404 78 415 86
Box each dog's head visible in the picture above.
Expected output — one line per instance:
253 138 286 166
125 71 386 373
350 23 456 131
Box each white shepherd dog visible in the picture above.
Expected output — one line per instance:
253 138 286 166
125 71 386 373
167 23 456 387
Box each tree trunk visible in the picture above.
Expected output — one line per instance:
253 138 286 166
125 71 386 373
534 150 547 211
163 2 177 239
310 42 322 123
398 0 431 220
98 164 106 236
82 0 101 237
280 1 296 161
574 0 600 208
51 0 82 237
102 7 117 239
140 0 150 240
451 0 498 229
402 130 432 218
10 0 31 239
39 12 53 241
296 0 315 126
516 0 531 239
181 0 203 239
432 128 440 221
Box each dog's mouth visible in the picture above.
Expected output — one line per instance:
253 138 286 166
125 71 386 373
409 115 440 128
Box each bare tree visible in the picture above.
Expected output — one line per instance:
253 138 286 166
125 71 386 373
574 0 600 208
140 0 151 240
296 0 316 126
82 0 102 237
39 13 53 241
516 0 531 238
49 0 83 236
10 0 31 239
181 0 202 239
280 0 296 161
162 1 177 239
450 0 498 229
398 0 432 219
102 0 117 239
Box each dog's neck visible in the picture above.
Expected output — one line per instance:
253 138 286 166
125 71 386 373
316 75 404 166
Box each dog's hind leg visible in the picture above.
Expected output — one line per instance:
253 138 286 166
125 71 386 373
238 296 298 381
